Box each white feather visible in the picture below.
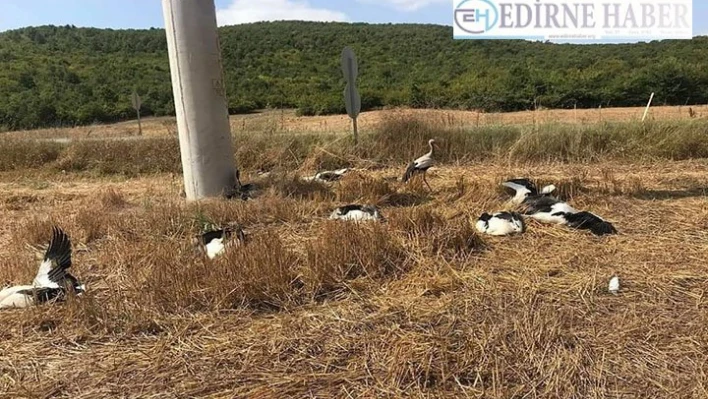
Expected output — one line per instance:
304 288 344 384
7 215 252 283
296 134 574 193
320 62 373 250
502 181 532 205
0 285 35 309
205 238 225 259
475 219 488 233
413 155 434 170
333 210 378 221
32 259 60 289
608 276 620 294
307 168 350 182
540 184 556 194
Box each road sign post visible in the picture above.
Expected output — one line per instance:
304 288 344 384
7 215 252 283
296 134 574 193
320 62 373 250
131 91 142 136
341 47 361 145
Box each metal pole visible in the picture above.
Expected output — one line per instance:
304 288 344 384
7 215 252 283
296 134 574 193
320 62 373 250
162 0 236 200
136 108 142 136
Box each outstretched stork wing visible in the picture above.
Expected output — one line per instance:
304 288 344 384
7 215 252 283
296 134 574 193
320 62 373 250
33 226 73 288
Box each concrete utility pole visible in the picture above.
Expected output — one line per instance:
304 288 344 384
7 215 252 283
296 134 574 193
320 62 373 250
162 0 236 200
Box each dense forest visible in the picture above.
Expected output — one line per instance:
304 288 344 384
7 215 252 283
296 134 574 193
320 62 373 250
0 22 707 130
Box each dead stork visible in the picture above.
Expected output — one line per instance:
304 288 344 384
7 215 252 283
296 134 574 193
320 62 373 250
402 139 437 190
475 211 525 236
329 204 383 221
194 224 247 259
0 226 85 309
304 168 349 183
503 178 576 224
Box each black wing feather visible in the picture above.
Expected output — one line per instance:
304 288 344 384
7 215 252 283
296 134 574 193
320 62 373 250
402 162 417 183
563 212 618 236
478 212 492 222
495 211 516 221
520 196 558 215
200 229 226 244
44 226 73 283
17 287 66 304
338 204 365 214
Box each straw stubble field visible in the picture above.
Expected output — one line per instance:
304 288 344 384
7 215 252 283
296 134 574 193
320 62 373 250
1 107 707 398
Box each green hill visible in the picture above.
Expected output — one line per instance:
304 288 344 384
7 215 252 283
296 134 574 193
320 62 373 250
0 22 707 130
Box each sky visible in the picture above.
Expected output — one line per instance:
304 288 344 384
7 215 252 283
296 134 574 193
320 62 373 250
0 0 706 38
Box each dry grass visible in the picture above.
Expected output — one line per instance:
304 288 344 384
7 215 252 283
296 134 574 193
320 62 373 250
0 112 708 397
2 111 707 179
4 105 708 141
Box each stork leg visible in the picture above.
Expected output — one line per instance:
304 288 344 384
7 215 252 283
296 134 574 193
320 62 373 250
422 173 432 192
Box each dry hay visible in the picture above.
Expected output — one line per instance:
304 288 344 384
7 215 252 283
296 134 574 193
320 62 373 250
0 160 707 398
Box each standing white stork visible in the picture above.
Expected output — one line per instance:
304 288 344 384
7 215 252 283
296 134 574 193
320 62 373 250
402 139 437 190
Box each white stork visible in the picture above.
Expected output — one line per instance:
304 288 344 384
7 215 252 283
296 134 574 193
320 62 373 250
329 204 383 221
303 168 349 183
0 226 85 309
502 178 576 224
475 211 525 236
402 139 437 191
193 224 247 259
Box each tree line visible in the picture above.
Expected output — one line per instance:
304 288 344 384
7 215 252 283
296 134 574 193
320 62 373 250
0 22 706 130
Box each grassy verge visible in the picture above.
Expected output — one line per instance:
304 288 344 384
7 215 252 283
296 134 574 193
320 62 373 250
1 116 706 175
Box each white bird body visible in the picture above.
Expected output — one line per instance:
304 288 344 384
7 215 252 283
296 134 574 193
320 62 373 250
338 210 377 221
475 212 525 236
0 227 84 310
0 285 35 309
196 226 246 260
528 201 578 224
329 204 382 221
304 168 349 182
411 154 434 170
205 237 225 259
608 276 620 294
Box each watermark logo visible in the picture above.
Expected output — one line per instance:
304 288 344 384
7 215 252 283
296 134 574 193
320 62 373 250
453 0 693 41
454 0 499 34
